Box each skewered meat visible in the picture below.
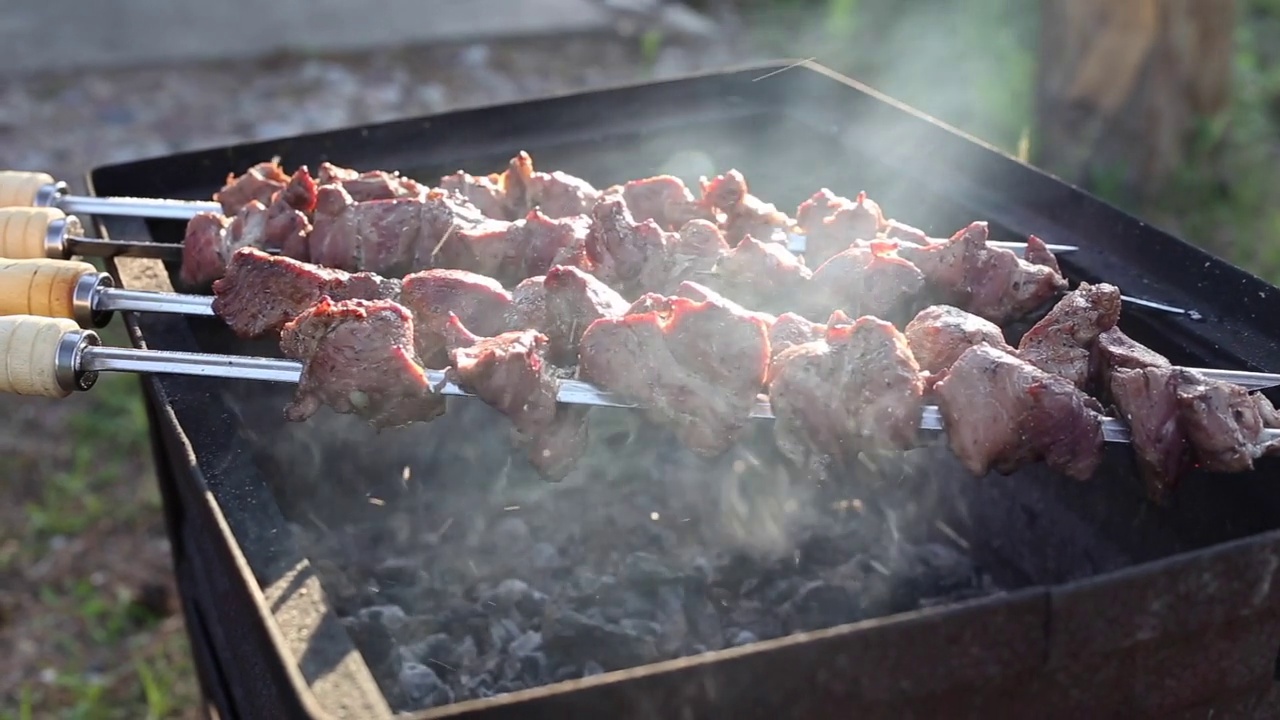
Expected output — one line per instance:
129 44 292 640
1017 282 1122 389
808 240 925 323
1091 326 1172 398
933 344 1105 481
433 210 592 286
181 200 309 287
316 162 426 202
443 316 588 479
702 235 813 314
616 175 715 231
578 294 770 456
584 194 727 298
795 189 885 267
212 248 400 338
440 151 600 221
1024 235 1061 274
398 269 516 367
215 161 290 216
896 221 1068 325
539 265 631 364
278 297 446 428
767 316 925 476
309 184 489 276
1109 367 1191 499
700 170 791 245
767 310 852 363
904 304 1013 376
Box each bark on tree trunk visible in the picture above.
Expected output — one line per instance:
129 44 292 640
1033 0 1236 198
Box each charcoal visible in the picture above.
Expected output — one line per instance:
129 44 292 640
621 551 683 586
781 581 862 633
399 662 454 707
583 661 605 677
729 629 759 647
529 542 564 569
542 608 661 670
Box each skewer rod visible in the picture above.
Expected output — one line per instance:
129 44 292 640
93 288 215 317
57 195 223 221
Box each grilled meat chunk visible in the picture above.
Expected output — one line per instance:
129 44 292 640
440 152 599 221
308 184 488 275
180 200 290 287
215 161 290 216
1017 282 1122 389
316 162 425 202
444 316 588 479
616 175 716 231
433 210 593 285
1091 326 1171 397
1174 370 1280 473
767 316 925 476
700 170 791 245
766 311 852 365
904 304 1013 375
279 298 445 428
540 265 631 365
1023 235 1062 274
795 189 885 267
933 344 1105 481
398 269 516 367
212 247 400 338
702 235 812 315
579 294 770 456
896 221 1068 325
584 194 728 298
1110 366 1191 500
808 240 925 323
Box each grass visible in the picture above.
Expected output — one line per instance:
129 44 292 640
0 322 202 719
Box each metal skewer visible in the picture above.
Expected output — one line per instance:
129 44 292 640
0 313 1171 445
782 232 1075 258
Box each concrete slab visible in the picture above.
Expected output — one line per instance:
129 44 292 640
0 0 617 77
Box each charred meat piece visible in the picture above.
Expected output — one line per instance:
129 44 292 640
767 316 925 476
308 185 488 275
502 151 601 219
579 294 770 456
1023 235 1062 274
616 175 716 231
702 235 812 314
795 189 886 267
897 221 1068 325
767 310 853 365
317 162 425 202
214 161 290 216
212 248 401 338
1017 282 1122 389
398 269 516 367
279 297 445 428
808 240 925 323
443 316 587 479
904 304 1013 375
1091 326 1171 398
434 210 593 286
179 200 274 287
583 193 725 297
1110 366 1191 500
1174 370 1280 474
541 265 630 364
507 275 549 330
933 344 1105 481
699 170 791 245
439 168 509 219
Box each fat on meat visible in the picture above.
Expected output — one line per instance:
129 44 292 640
211 247 400 338
398 269 517 367
278 297 445 428
443 315 588 480
904 304 1014 375
932 344 1105 481
767 315 925 476
578 294 770 456
1017 282 1122 389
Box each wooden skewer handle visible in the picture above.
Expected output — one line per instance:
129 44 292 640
0 206 62 259
0 314 80 397
0 258 98 321
0 171 57 208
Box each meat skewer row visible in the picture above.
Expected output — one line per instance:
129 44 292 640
0 310 1197 447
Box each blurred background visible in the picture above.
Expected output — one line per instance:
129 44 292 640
0 0 1268 716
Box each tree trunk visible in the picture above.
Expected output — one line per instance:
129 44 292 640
1033 0 1236 199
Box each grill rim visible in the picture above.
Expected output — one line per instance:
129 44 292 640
85 59 1280 719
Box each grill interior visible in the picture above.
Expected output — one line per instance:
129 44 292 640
89 63 1280 718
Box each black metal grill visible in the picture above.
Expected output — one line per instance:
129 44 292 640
89 61 1280 719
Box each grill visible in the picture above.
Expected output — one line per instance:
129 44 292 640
55 61 1280 718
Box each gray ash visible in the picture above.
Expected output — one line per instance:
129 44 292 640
227 389 1001 714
